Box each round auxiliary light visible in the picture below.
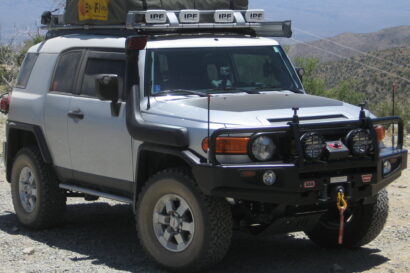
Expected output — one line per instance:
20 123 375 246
262 171 277 186
301 133 325 160
250 135 276 161
346 129 373 156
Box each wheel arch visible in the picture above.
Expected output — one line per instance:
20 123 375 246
133 143 205 209
6 122 53 182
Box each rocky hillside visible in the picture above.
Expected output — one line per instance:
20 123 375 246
288 26 410 63
312 46 410 103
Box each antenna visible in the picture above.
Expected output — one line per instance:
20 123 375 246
392 83 397 147
207 94 211 163
147 80 152 110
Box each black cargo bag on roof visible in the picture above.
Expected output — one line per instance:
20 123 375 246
65 0 249 25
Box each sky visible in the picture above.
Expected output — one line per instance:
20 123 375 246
0 0 409 41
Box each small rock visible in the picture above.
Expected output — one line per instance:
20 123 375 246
11 226 19 233
23 247 35 255
398 185 407 189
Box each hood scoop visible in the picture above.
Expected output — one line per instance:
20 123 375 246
268 114 347 124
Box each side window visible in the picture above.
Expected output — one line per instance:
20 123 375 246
80 58 125 97
16 53 39 89
51 51 83 93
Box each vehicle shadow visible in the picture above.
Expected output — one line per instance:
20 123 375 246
0 202 389 273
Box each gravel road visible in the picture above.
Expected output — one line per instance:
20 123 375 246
0 117 409 273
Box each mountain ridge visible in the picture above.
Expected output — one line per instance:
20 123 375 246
288 25 410 63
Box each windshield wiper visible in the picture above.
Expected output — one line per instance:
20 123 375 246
253 86 304 94
154 89 208 97
207 87 261 95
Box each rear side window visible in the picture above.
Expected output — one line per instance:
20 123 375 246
80 58 125 97
16 53 38 89
51 51 83 93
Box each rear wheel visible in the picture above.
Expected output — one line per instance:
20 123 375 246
136 169 232 272
11 147 66 229
305 190 389 248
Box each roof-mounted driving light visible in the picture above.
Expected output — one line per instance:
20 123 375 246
214 10 234 23
245 10 265 23
145 10 167 24
179 10 200 23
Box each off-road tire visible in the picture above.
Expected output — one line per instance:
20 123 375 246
305 189 388 248
136 169 233 272
11 146 66 229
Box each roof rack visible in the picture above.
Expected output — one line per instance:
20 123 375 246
41 9 292 38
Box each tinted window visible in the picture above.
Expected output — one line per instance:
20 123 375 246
146 46 303 95
51 51 82 93
80 58 125 97
16 53 38 89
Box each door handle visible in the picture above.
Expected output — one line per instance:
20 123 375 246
68 110 84 120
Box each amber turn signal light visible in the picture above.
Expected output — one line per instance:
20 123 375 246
374 125 386 142
202 137 250 154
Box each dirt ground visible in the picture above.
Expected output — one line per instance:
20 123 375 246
0 116 409 273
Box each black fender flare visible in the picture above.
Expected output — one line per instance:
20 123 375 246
132 142 205 210
5 121 53 182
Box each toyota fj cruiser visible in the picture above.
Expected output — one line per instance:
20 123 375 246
2 3 408 272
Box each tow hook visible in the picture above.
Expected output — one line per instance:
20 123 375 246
336 188 348 245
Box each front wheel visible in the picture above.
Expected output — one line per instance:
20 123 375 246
305 189 389 248
136 169 233 272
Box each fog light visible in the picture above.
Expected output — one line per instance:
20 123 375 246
383 160 392 175
262 170 277 186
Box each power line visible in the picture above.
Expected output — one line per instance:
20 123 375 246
290 37 410 84
294 27 410 69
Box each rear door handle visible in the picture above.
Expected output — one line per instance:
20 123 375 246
68 110 84 120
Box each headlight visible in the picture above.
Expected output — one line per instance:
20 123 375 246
250 135 275 161
346 129 373 156
301 133 325 160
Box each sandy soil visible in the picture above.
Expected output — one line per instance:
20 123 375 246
0 115 409 273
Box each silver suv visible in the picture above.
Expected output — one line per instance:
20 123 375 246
2 9 408 272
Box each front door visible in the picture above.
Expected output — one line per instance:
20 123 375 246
67 50 134 194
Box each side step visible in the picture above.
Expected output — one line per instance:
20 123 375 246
59 184 133 204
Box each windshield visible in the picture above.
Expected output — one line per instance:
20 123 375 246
145 46 303 96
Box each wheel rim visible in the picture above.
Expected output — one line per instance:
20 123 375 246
153 194 195 252
18 167 38 213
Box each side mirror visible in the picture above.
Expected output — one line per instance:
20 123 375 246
96 74 119 102
296 68 305 82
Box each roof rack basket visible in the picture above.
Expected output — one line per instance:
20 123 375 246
41 9 292 38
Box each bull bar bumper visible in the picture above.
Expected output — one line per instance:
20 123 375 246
192 116 408 205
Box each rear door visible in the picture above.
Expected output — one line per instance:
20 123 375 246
67 50 134 193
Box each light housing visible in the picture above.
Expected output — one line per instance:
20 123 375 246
202 137 250 154
0 93 10 114
301 133 325 160
214 10 234 23
250 135 276 161
145 10 167 23
346 129 373 156
383 160 392 175
179 10 200 23
262 170 277 186
374 125 386 142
